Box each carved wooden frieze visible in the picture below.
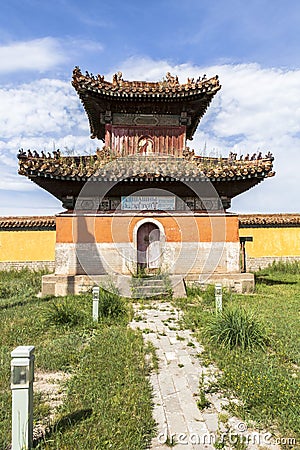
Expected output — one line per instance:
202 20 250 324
111 113 180 127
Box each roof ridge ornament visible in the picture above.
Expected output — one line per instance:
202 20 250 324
72 66 220 92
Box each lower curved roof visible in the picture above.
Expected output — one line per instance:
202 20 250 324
18 150 275 207
18 150 274 183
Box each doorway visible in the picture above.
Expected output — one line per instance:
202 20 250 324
137 222 160 271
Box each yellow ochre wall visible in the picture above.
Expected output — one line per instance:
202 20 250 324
0 231 56 262
0 223 299 264
239 227 300 258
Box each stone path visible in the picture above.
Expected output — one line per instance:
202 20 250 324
130 301 281 450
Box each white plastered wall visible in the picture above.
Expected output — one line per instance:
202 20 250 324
55 241 240 276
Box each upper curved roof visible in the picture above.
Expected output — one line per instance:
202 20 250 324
72 67 221 140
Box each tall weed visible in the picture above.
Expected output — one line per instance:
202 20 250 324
97 286 126 318
44 297 87 326
206 306 268 350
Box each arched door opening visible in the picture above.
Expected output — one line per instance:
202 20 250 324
137 222 160 272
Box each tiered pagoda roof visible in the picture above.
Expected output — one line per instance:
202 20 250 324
72 67 221 140
17 68 275 210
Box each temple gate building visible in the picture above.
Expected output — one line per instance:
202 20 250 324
18 68 275 296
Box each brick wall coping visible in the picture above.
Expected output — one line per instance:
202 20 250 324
239 213 300 227
0 216 56 231
1 214 299 230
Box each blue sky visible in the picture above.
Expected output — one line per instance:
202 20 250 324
0 0 300 215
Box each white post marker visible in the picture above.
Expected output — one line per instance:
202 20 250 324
215 283 223 314
92 286 100 321
11 346 35 450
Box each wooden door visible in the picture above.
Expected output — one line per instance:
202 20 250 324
137 223 160 269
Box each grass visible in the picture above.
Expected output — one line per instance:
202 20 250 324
0 269 155 450
1 263 299 447
259 259 300 275
38 327 155 449
197 391 211 410
175 263 300 443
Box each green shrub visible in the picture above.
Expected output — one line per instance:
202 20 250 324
201 284 218 306
197 390 211 410
98 287 126 318
44 297 86 326
206 306 268 350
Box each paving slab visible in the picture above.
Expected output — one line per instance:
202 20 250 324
130 301 281 450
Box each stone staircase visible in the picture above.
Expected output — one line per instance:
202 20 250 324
131 276 171 299
131 275 186 299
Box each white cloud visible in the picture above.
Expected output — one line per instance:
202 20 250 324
0 79 89 139
0 38 66 73
0 37 104 75
0 58 299 214
205 64 300 141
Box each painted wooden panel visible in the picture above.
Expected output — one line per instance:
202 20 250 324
105 125 186 156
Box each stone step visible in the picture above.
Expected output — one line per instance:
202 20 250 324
132 277 167 284
130 275 186 299
134 285 167 293
132 284 171 298
133 280 165 286
133 290 167 296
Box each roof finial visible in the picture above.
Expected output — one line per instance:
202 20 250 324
166 72 179 86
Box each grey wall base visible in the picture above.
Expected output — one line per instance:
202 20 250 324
42 272 254 297
0 261 55 271
185 272 254 293
246 256 300 272
42 273 186 298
